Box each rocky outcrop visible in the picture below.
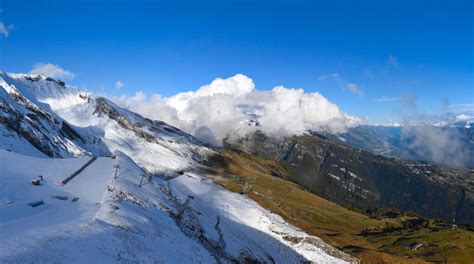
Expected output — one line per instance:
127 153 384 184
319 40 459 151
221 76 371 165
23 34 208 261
0 78 109 158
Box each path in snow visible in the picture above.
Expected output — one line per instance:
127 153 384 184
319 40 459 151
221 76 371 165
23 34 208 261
0 150 114 239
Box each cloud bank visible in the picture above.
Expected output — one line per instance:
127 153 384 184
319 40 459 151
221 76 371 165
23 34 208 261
456 114 473 121
402 125 468 168
116 74 360 145
397 94 469 168
29 63 77 80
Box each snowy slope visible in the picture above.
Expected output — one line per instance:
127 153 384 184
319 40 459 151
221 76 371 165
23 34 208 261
0 150 353 263
0 72 110 157
168 173 353 263
0 151 112 238
0 71 211 174
89 97 211 174
0 150 215 263
0 71 353 263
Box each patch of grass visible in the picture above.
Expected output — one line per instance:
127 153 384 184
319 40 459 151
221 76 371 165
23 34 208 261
207 149 474 263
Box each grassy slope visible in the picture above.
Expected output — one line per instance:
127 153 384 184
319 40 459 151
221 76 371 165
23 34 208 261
207 149 474 263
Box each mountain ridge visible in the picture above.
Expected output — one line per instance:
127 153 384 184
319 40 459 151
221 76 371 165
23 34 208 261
0 71 355 263
1 71 473 263
226 130 474 224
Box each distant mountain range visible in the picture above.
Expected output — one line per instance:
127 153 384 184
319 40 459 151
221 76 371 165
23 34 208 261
323 124 474 168
226 131 474 224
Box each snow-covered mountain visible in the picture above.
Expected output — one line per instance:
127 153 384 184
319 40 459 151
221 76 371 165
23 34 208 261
0 71 210 174
0 72 110 157
0 72 354 263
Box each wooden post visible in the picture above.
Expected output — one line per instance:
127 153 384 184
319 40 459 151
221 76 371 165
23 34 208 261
113 164 120 179
147 174 152 184
139 173 146 187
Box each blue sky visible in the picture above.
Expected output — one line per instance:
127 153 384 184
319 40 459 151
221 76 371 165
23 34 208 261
0 0 472 122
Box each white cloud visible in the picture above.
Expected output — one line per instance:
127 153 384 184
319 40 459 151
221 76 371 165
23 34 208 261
396 95 470 168
116 74 360 145
29 63 77 80
373 96 400 102
115 80 125 89
456 114 473 121
193 74 254 97
254 86 360 137
344 83 360 95
0 22 14 37
319 73 362 96
402 125 468 168
318 73 340 81
387 55 399 67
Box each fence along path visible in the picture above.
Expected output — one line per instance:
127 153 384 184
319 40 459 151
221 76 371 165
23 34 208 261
61 156 97 186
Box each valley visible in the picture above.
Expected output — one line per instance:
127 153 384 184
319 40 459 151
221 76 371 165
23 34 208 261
208 148 474 263
227 132 474 224
2 2 472 262
1 72 473 263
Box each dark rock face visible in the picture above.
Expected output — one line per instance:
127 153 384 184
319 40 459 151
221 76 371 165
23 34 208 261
227 131 474 224
0 84 109 158
60 122 85 143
